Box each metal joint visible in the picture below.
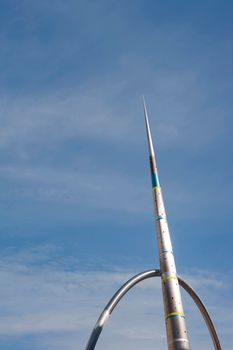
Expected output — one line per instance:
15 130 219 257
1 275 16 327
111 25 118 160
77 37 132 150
85 269 222 350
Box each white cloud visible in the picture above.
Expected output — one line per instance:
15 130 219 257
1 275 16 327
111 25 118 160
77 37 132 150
0 247 231 349
0 163 149 217
0 87 131 150
0 45 231 222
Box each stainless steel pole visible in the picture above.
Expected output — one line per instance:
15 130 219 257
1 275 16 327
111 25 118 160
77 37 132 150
143 99 191 350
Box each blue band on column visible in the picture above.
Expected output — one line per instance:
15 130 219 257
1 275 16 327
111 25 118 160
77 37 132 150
151 173 160 187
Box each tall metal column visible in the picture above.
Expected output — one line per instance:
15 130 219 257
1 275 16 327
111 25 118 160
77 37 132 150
143 99 191 350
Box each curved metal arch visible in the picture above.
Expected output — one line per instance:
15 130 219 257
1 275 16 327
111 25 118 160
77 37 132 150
85 269 161 350
178 276 221 350
85 269 221 350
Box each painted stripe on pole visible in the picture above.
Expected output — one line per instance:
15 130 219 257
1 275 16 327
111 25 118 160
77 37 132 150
151 172 160 187
162 275 178 283
165 312 186 320
152 185 160 190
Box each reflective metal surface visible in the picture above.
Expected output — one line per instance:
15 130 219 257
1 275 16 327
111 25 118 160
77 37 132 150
178 276 222 350
143 100 190 349
85 269 161 350
85 102 222 350
85 269 221 350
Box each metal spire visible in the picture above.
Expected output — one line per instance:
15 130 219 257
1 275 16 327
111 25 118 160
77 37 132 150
143 98 191 350
85 99 222 350
143 96 155 158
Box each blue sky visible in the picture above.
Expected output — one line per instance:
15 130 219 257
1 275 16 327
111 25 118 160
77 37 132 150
0 1 232 349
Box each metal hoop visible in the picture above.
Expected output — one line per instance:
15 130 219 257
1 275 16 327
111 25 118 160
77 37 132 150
85 269 221 350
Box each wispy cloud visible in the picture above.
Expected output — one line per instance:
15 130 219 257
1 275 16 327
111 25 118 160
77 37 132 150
0 246 231 349
0 87 131 150
0 74 231 223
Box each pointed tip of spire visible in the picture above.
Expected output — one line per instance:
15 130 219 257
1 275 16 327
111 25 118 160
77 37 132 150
143 97 155 158
142 95 147 117
142 94 146 105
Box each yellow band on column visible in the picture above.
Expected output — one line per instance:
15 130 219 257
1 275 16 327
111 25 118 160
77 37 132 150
165 312 185 319
162 274 178 283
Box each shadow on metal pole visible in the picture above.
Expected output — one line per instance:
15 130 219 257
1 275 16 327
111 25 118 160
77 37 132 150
85 269 222 350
